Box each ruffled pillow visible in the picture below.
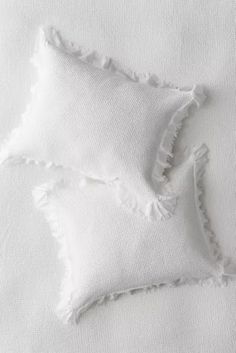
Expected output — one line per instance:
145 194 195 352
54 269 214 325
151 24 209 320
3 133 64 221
33 145 224 324
0 27 206 220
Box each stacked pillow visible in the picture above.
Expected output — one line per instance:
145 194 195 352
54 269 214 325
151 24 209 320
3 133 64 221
0 27 229 324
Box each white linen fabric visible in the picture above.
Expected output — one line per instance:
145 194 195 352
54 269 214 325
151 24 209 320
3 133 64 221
0 27 206 221
33 145 224 324
0 0 236 352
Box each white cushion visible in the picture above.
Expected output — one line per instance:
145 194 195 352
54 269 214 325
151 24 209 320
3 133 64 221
0 27 206 221
33 144 224 324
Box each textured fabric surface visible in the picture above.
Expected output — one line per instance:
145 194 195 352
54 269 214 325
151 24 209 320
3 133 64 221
0 27 205 221
0 0 236 352
33 146 224 324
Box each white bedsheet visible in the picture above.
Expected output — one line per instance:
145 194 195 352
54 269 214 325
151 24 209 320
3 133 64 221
0 1 236 352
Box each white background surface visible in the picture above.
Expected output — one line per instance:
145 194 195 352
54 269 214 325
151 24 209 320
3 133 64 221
0 1 236 352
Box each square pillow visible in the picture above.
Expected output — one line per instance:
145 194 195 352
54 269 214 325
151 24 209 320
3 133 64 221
0 27 206 221
33 145 225 324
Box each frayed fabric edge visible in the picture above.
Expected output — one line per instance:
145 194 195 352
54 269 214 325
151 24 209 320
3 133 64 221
39 26 186 88
67 274 229 325
33 170 229 325
152 85 206 186
192 144 229 273
33 180 76 324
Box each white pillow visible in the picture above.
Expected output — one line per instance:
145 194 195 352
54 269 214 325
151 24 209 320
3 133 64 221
33 145 224 324
0 27 206 221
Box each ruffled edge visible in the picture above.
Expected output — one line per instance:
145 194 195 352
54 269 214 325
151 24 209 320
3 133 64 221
33 146 230 325
192 145 224 268
0 26 206 221
152 85 206 185
33 180 75 323
192 145 236 275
